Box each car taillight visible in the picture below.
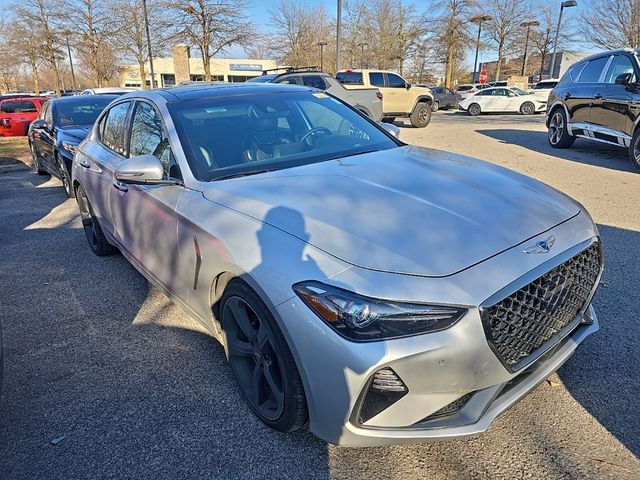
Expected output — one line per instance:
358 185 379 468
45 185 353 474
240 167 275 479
0 118 10 128
376 91 383 101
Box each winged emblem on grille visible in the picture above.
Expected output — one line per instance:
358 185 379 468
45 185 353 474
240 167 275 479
523 235 556 254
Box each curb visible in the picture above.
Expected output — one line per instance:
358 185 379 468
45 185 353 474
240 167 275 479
0 163 31 175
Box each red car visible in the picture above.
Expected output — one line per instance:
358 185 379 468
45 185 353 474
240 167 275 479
0 96 48 137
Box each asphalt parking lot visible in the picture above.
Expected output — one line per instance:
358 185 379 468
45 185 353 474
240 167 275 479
1 111 639 479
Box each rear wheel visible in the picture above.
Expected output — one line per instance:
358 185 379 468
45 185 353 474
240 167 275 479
628 128 640 171
468 103 481 116
75 185 115 256
547 108 575 148
410 102 432 127
520 101 535 115
221 280 307 432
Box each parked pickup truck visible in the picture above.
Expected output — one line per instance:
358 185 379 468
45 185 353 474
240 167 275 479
248 68 383 122
336 69 434 127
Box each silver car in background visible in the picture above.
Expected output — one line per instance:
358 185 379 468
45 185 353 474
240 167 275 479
71 83 602 446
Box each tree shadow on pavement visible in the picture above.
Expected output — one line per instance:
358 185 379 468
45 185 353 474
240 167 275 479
558 224 640 457
478 129 636 173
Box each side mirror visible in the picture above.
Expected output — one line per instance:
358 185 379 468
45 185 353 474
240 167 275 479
615 72 633 86
115 154 165 184
405 83 411 90
31 119 46 130
379 122 400 139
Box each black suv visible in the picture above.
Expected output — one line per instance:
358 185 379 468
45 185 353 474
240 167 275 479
546 49 640 170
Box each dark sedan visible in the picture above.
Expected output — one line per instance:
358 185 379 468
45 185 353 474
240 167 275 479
28 95 117 197
427 86 461 111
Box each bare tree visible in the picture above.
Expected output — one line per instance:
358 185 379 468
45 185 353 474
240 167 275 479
431 0 475 88
529 3 575 80
11 0 63 96
581 0 640 49
482 0 528 81
168 0 255 81
5 18 44 94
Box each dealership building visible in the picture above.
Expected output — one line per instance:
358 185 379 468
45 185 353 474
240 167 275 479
120 44 278 88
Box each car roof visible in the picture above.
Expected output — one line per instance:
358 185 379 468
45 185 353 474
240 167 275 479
49 94 119 104
151 83 314 102
0 96 48 102
577 49 639 64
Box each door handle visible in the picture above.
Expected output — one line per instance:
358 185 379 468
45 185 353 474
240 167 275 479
594 93 603 99
112 179 129 193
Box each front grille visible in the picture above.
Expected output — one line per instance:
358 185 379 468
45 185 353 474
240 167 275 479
481 242 602 371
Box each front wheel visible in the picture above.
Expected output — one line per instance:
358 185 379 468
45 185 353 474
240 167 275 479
410 102 432 127
547 108 575 148
75 185 115 256
628 128 640 171
468 103 481 116
520 101 535 115
431 100 440 112
221 280 307 432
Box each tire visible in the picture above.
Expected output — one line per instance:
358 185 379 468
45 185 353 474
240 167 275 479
520 101 535 115
431 100 440 112
381 117 395 124
220 279 307 432
628 128 640 171
468 103 481 116
56 153 74 198
410 102 432 128
547 108 575 148
31 142 47 175
75 185 115 256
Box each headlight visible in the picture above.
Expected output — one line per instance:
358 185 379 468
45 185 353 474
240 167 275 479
292 281 467 342
61 142 78 154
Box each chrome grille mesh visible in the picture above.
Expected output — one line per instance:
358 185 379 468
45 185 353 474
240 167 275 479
481 242 602 371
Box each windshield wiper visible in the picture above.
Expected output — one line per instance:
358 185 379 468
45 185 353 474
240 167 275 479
212 169 271 181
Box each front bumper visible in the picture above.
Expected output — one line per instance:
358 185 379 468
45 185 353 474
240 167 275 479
273 213 601 446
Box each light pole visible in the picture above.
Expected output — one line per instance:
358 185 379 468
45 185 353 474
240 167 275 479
64 31 77 92
520 21 540 76
317 42 327 71
358 42 368 69
470 14 491 84
549 0 577 79
142 0 156 89
336 0 342 72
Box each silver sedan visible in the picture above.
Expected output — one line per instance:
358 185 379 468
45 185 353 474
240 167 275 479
71 83 602 446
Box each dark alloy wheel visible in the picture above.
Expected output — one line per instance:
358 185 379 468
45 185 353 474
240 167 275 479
520 101 535 115
75 185 115 256
410 102 431 127
56 154 74 198
547 108 575 148
221 280 307 431
629 128 640 171
468 103 481 116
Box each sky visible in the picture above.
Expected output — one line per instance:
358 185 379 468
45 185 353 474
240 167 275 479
0 0 586 65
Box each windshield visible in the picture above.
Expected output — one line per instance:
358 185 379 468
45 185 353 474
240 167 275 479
168 90 399 181
54 97 114 126
511 87 528 96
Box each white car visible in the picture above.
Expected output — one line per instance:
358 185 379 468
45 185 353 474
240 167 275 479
459 87 546 116
530 79 559 101
80 87 140 96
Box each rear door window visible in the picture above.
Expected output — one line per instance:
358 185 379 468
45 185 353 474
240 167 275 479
101 101 132 156
335 72 363 85
603 55 637 84
369 72 385 87
578 57 610 83
301 75 328 90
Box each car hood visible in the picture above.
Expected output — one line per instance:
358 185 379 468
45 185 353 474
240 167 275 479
201 146 581 277
58 125 92 142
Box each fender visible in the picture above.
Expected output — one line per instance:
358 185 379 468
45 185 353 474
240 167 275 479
411 95 433 112
545 100 571 130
